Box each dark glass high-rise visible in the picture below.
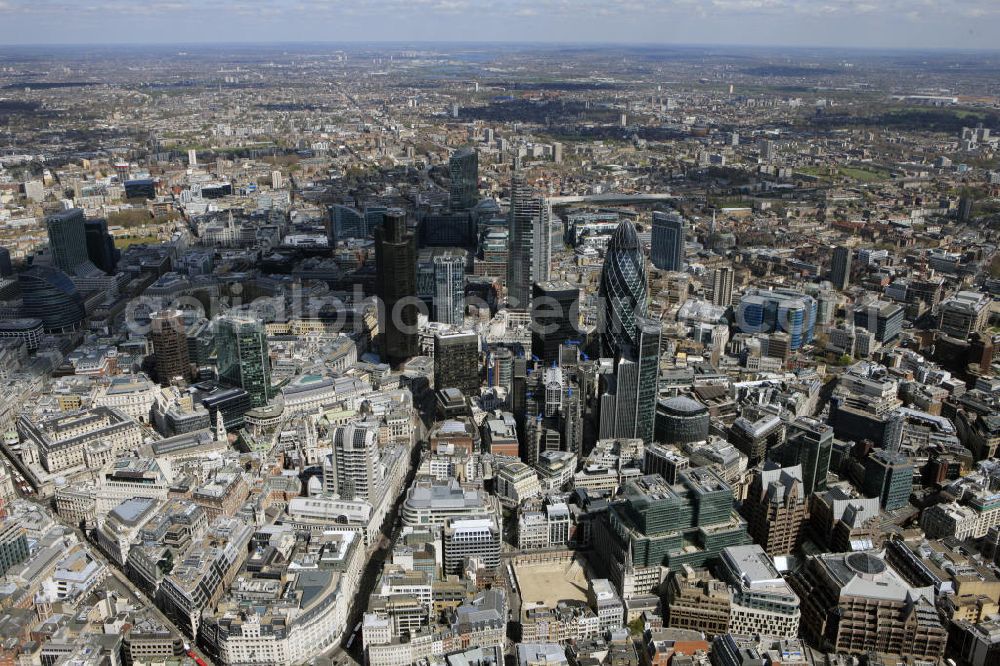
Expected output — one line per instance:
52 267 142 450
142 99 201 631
375 209 418 366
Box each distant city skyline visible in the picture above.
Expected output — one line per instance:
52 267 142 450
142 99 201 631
1 1 998 51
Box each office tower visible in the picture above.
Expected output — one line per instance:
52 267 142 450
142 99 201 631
186 318 216 368
216 315 272 408
0 247 11 277
375 210 418 366
83 218 118 274
729 413 785 466
863 449 913 511
959 195 974 222
643 443 689 485
719 545 801 638
759 139 775 161
736 288 817 351
124 179 156 200
654 396 710 445
150 310 191 387
416 248 436 310
709 266 734 307
808 489 881 552
0 521 29 576
23 180 44 202
632 316 661 443
791 551 946 661
443 515 501 576
478 229 508 281
768 416 832 497
743 465 807 556
329 424 380 501
511 356 528 433
530 281 580 365
938 290 991 340
650 211 685 271
18 265 86 333
198 386 253 431
433 252 465 325
598 220 648 359
599 357 636 440
543 366 563 417
327 204 366 245
489 347 514 392
449 147 479 211
883 411 904 452
830 246 851 290
560 384 584 458
852 299 904 343
434 331 480 395
594 471 749 598
507 171 551 307
365 205 389 237
46 208 92 274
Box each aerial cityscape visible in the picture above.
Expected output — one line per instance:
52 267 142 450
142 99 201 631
1 21 1000 666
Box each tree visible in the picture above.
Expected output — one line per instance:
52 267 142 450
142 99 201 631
156 549 174 575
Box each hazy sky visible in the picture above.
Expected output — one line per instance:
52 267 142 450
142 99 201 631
0 0 997 50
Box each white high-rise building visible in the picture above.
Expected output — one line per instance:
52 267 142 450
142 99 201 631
433 252 466 325
328 424 380 502
710 266 734 307
443 515 501 575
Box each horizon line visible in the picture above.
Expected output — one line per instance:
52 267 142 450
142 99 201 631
0 39 999 55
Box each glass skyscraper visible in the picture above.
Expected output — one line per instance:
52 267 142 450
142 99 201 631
434 331 480 396
507 171 551 307
216 315 273 408
375 210 418 366
46 208 91 274
530 281 580 365
598 220 648 359
327 204 366 244
650 211 685 272
433 252 466 325
449 147 479 211
633 316 662 443
830 245 851 291
150 310 191 387
84 218 119 274
599 316 662 443
0 247 12 277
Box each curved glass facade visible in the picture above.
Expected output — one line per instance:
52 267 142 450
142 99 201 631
18 265 85 333
598 220 648 358
655 396 711 444
736 288 817 351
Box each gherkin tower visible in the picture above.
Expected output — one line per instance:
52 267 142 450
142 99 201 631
598 220 648 358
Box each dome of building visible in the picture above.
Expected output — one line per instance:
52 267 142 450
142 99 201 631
659 396 708 416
